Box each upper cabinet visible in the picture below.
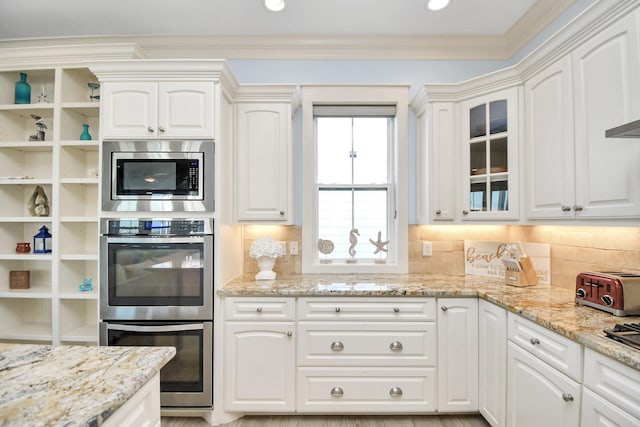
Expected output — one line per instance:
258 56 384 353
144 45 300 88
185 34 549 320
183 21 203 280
100 82 215 140
526 12 640 220
233 86 299 223
461 88 519 221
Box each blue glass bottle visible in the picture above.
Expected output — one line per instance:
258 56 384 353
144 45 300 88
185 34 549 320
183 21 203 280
14 72 31 104
80 124 92 140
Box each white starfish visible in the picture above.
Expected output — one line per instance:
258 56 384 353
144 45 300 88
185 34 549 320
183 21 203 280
369 231 389 254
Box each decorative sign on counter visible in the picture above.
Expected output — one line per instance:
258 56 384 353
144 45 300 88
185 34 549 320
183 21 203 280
464 240 550 284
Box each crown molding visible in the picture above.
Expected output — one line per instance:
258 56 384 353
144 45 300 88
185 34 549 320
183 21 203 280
0 43 143 69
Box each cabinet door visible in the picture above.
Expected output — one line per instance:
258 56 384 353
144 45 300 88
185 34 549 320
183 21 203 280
478 300 506 427
581 388 640 427
507 342 581 427
235 103 291 222
461 88 519 220
223 322 295 412
525 57 576 219
429 102 456 221
158 82 215 139
437 298 478 412
101 82 158 139
572 12 640 218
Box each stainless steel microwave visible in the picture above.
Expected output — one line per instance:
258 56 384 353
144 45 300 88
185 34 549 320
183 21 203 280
102 140 214 212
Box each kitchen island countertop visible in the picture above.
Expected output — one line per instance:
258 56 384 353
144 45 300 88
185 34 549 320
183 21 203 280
0 343 175 426
220 273 640 370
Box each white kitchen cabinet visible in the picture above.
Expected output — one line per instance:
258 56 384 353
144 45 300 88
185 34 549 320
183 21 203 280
0 66 100 346
478 299 506 427
234 87 298 223
100 82 214 140
412 95 456 223
506 342 581 427
222 298 296 412
527 13 640 220
297 297 437 413
460 88 519 221
437 298 478 412
581 389 640 427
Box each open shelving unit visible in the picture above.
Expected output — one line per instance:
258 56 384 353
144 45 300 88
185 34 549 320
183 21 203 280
0 66 100 345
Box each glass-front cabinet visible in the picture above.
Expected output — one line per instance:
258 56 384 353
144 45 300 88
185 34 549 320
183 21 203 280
461 88 519 220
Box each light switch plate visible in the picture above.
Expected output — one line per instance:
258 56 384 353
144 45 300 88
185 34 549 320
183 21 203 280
289 241 299 255
422 241 433 257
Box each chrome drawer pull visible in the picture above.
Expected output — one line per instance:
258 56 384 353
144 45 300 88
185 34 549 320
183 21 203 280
330 387 344 398
158 126 165 133
335 307 341 313
389 341 403 351
562 393 574 402
441 306 448 312
530 337 540 345
256 307 263 313
286 331 292 337
147 126 155 133
389 387 403 397
330 341 344 351
393 307 400 313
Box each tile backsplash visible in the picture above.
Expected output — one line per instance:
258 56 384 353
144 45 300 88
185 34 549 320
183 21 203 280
242 224 640 292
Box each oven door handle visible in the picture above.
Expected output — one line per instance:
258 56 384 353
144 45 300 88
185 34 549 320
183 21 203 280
106 323 204 333
104 237 207 244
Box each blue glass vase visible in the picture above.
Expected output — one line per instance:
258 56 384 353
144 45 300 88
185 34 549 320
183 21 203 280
14 72 31 104
80 124 92 140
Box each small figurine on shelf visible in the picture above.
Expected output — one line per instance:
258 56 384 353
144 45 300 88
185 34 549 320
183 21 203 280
28 114 47 141
346 228 359 264
80 123 92 140
78 278 93 292
369 230 389 264
37 85 49 103
88 82 100 102
27 185 50 217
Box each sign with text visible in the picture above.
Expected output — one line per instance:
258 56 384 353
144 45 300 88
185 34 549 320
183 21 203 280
464 240 551 284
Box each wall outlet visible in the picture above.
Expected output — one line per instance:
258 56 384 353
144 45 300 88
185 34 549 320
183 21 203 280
289 241 299 255
422 241 433 257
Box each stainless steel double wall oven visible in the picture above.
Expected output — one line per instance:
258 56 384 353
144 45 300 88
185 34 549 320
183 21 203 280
99 139 215 408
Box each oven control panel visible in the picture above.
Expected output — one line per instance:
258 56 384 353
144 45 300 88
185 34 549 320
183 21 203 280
102 218 213 236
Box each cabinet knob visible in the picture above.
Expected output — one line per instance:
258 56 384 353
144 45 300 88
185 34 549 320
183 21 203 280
562 393 574 402
147 126 155 133
441 306 448 312
561 205 572 212
389 387 403 397
462 210 469 215
330 387 344 398
435 210 442 215
335 307 341 313
279 210 285 215
389 341 403 351
530 337 540 345
158 126 165 133
573 205 583 212
393 307 400 313
330 341 344 351
256 307 263 313
286 331 293 337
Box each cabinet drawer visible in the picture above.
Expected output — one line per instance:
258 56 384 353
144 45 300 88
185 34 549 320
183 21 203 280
508 313 582 381
224 298 295 321
298 322 436 367
584 348 640 420
297 367 437 413
298 298 436 321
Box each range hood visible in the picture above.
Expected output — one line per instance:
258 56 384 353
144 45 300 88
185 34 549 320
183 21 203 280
605 119 640 138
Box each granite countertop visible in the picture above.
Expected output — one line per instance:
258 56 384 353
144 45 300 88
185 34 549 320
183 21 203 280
220 273 640 371
0 344 175 426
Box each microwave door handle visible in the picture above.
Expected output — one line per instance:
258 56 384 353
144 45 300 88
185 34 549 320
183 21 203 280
107 323 204 333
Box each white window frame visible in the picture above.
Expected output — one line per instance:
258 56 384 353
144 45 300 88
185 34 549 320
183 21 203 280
301 85 409 273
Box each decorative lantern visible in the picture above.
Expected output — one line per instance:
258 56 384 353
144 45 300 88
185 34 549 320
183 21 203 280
33 225 52 254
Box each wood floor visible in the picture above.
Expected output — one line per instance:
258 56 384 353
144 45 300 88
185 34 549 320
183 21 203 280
162 415 490 426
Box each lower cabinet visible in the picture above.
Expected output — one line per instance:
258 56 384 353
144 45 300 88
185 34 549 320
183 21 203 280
581 389 640 427
478 299 506 427
506 342 581 427
223 299 296 412
437 298 478 412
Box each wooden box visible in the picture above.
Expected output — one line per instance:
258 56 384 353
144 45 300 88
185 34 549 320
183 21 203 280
9 271 30 289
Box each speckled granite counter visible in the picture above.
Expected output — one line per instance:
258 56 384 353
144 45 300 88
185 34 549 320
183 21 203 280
0 344 175 426
220 273 640 371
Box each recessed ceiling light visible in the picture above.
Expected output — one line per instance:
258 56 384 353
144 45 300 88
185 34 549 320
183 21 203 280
427 0 450 11
264 0 286 12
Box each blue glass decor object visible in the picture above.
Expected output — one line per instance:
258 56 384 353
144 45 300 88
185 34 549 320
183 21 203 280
15 72 31 104
78 278 93 292
80 124 92 140
33 225 52 254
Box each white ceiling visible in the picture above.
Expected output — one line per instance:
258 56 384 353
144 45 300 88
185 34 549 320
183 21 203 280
0 0 577 60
